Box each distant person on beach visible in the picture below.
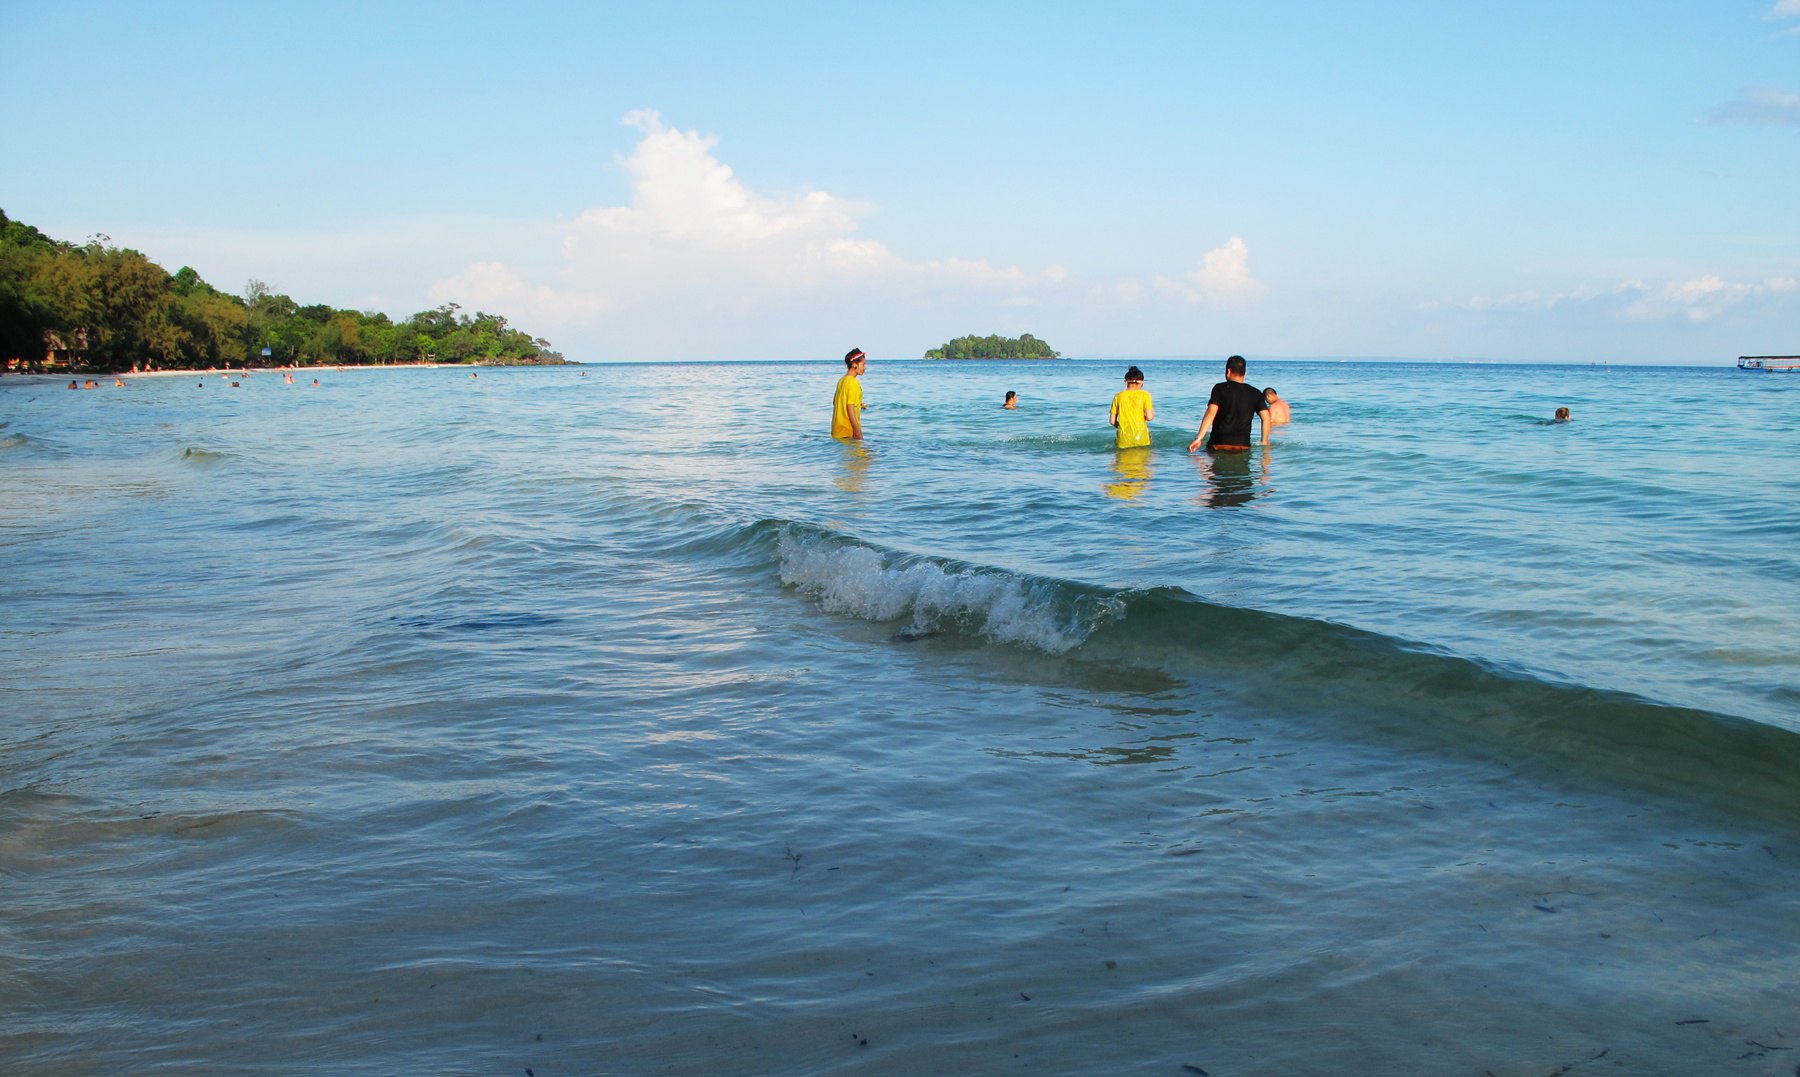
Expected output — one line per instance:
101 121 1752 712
1554 407 1571 422
1263 386 1291 425
832 348 867 439
1003 390 1018 409
1109 366 1154 448
1189 355 1270 452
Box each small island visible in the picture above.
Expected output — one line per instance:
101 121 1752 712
924 333 1060 360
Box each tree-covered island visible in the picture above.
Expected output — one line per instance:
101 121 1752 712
924 333 1060 360
0 209 565 373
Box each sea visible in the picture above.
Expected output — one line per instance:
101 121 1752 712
2 359 1797 1075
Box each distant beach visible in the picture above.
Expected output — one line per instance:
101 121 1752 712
0 360 546 385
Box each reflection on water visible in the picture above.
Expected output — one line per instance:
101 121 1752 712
1104 447 1153 500
1193 446 1268 508
835 442 871 492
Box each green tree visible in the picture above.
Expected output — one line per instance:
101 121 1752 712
0 211 565 371
0 244 56 365
924 332 1059 360
176 291 250 366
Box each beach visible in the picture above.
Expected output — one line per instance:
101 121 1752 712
2 359 1797 1073
3 360 533 383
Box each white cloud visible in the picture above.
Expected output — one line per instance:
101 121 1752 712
1627 274 1798 322
428 111 1081 355
564 109 897 284
1154 237 1268 306
1454 282 1624 312
1772 0 1800 19
1708 86 1800 127
428 260 606 324
921 256 1068 288
1454 275 1798 323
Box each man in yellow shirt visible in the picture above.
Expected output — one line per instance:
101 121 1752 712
832 348 867 439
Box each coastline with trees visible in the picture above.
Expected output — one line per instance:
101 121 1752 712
924 333 1060 360
0 209 564 374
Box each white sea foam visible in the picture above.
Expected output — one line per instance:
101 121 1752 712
774 529 1096 654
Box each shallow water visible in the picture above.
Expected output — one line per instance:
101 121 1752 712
3 361 1797 1073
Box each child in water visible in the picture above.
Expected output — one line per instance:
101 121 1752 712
1109 366 1154 448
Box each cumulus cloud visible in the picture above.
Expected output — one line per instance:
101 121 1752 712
563 109 897 284
1708 86 1800 127
426 111 1072 353
1154 237 1268 306
1454 274 1798 323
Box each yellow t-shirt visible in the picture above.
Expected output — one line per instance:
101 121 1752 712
832 373 864 438
1110 388 1153 448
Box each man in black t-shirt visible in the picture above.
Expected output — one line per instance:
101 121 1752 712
1188 355 1271 452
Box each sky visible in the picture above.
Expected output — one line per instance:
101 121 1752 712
4 0 1797 363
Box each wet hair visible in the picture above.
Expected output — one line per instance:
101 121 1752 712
1555 407 1571 421
844 348 866 368
1124 365 1145 383
1264 386 1278 399
1003 390 1017 403
1226 355 1247 376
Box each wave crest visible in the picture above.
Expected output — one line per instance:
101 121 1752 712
773 525 1120 653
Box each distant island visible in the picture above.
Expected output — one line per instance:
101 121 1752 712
0 208 565 374
925 333 1060 360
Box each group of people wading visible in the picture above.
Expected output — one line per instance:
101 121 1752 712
831 350 1289 451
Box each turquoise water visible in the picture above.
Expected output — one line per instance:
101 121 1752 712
3 360 1798 1073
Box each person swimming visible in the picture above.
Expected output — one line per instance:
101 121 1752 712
1003 390 1018 409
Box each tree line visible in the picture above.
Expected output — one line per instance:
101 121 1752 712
0 209 564 372
924 333 1060 360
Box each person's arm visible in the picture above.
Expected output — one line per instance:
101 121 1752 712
1145 397 1155 423
1109 397 1121 428
1258 407 1271 445
1188 403 1218 452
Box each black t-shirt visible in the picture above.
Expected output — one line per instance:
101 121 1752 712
1206 380 1266 447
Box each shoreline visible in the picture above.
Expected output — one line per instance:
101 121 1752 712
0 361 576 385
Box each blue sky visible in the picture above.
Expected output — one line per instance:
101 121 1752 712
5 1 1797 363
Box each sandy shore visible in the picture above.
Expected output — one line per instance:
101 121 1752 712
0 362 564 386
